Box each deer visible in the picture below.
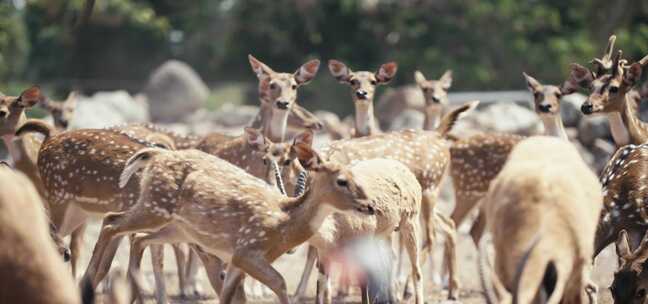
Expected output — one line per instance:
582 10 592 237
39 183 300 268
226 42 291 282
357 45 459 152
40 90 79 130
247 55 321 143
328 59 398 137
82 141 399 304
479 136 601 304
572 35 648 147
0 165 82 304
609 229 648 303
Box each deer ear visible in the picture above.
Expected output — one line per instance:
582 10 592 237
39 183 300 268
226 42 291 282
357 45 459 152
439 70 453 89
522 72 542 93
376 62 398 84
640 81 648 100
567 63 594 89
293 129 314 147
17 86 43 107
624 62 643 86
328 60 352 83
244 127 267 151
64 91 78 107
294 59 320 85
294 142 322 170
616 230 633 261
248 55 275 80
414 71 426 86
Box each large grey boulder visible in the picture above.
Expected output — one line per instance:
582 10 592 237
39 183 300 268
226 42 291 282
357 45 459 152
144 60 208 122
560 93 586 127
390 109 424 131
578 116 611 147
70 91 149 129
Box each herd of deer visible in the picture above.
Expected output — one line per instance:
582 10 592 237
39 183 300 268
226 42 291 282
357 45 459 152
2 34 648 304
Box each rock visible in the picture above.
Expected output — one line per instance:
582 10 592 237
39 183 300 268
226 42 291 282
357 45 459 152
578 116 611 147
70 91 149 129
389 109 424 131
560 93 586 127
144 60 209 122
591 138 616 173
458 102 541 135
376 85 423 130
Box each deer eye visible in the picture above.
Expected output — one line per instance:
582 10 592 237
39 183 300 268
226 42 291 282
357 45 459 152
636 288 647 299
269 83 277 90
350 79 359 86
292 84 297 90
336 178 348 188
609 86 619 94
370 80 377 86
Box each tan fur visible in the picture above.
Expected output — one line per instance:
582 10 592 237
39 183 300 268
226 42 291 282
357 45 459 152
85 147 378 304
573 35 648 147
481 136 601 304
328 60 397 137
0 167 80 304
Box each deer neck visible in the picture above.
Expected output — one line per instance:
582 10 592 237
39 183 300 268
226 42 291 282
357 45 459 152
422 106 443 131
540 115 568 140
354 101 376 137
278 187 336 245
263 108 289 143
2 135 21 164
616 94 648 146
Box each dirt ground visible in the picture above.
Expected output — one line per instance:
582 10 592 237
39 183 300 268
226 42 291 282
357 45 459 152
79 215 619 304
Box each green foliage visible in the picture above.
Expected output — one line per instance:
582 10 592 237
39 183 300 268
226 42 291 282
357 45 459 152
1 0 648 116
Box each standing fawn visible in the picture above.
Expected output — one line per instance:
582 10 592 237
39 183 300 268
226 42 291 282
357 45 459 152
85 142 382 304
479 136 601 304
0 166 81 304
328 59 398 137
286 102 479 300
248 55 321 143
573 35 648 147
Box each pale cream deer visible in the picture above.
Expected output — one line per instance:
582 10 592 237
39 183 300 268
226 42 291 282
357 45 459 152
328 59 398 137
0 165 80 304
479 136 601 304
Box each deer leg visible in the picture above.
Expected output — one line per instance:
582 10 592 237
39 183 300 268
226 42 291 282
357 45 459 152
171 244 189 298
451 191 481 229
70 223 87 278
150 245 167 304
420 190 441 287
231 253 291 304
84 208 171 287
221 265 247 304
469 210 487 247
191 245 246 303
435 211 459 300
315 261 331 304
294 245 318 301
401 219 423 304
184 248 203 297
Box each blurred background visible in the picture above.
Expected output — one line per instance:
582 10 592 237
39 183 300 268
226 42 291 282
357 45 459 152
2 0 648 116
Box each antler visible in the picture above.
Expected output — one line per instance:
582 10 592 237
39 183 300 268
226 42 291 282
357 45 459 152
591 35 617 76
616 229 648 274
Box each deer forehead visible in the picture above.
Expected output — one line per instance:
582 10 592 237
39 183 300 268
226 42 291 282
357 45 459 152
269 73 298 87
350 71 376 84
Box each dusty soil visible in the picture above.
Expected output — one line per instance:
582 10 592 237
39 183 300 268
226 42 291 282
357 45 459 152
79 216 618 304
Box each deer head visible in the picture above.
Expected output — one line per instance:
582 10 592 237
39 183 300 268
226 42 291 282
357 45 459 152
328 60 398 106
0 86 44 137
249 55 320 112
41 91 78 129
573 35 648 115
522 72 576 116
611 230 648 304
415 70 452 108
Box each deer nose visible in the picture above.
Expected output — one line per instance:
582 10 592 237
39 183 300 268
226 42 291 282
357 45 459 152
431 96 441 103
355 90 368 99
538 104 552 113
63 248 71 262
0 110 8 118
581 103 593 115
275 100 289 110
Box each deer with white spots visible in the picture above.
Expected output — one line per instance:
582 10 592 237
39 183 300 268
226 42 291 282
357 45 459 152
479 136 601 304
82 138 403 304
328 59 398 137
0 165 82 304
247 55 321 143
571 35 648 147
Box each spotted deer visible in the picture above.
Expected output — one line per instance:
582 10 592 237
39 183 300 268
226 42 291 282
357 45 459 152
0 165 81 304
413 70 453 130
247 55 321 143
14 120 188 289
41 91 78 129
572 35 648 147
328 59 398 137
479 136 601 304
83 143 384 304
610 230 648 303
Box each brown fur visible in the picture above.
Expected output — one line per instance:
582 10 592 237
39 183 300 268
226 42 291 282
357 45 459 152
481 136 601 304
